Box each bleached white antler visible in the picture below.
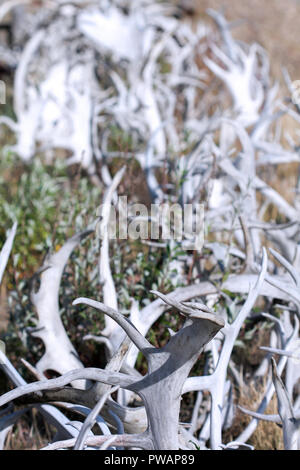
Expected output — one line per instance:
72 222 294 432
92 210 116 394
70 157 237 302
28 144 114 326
30 229 93 388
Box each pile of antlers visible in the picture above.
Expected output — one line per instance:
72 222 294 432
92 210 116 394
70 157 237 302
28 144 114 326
0 0 300 450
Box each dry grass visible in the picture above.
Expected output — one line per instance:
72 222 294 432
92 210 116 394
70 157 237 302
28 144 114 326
227 380 284 450
4 409 54 450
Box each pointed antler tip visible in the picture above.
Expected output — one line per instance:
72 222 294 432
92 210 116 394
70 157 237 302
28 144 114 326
150 290 160 296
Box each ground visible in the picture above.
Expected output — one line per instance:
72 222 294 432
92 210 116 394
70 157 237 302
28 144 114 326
194 0 300 82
